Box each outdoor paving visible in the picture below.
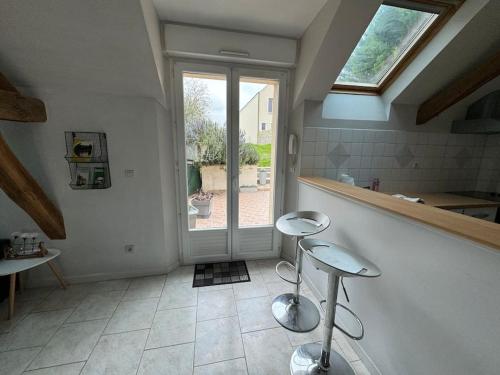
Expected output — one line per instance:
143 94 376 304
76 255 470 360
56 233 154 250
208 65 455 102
192 187 272 229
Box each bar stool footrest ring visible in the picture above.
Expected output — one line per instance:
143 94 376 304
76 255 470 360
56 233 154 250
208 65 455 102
334 302 364 340
275 260 301 285
319 300 364 340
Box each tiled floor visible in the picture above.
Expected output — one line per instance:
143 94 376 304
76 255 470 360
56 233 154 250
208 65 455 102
0 259 370 375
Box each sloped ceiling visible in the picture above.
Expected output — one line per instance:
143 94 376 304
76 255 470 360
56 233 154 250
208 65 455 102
394 0 500 105
152 0 327 38
0 0 164 101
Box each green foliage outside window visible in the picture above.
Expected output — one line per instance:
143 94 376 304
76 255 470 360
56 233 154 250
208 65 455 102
336 5 435 85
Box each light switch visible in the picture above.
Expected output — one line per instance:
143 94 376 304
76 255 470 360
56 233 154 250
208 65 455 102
124 169 135 177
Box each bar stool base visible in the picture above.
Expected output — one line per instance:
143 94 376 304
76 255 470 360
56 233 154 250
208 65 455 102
290 343 355 375
272 293 320 333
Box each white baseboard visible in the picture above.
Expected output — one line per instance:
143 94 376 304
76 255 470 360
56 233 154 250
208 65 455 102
26 261 181 288
301 269 382 375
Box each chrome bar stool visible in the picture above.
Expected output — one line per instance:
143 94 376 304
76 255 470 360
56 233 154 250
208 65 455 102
290 239 381 375
272 211 331 333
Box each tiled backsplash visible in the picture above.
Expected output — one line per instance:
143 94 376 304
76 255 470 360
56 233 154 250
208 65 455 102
300 128 500 193
477 133 500 192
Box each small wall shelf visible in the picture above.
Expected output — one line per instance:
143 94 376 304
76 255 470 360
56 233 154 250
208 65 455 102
65 132 111 190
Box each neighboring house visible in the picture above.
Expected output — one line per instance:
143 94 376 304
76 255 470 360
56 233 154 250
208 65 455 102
240 84 275 144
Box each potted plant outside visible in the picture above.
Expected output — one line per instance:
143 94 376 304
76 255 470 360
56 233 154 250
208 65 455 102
190 190 214 218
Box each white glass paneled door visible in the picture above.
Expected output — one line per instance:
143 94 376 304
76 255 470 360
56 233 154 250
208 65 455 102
174 62 287 264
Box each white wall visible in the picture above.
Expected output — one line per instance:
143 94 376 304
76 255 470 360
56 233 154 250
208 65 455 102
298 182 500 375
0 88 179 285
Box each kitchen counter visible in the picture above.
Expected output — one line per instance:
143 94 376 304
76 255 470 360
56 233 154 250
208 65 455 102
298 176 500 251
388 192 500 209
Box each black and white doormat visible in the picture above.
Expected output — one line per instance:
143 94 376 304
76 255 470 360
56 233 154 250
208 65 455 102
192 261 251 287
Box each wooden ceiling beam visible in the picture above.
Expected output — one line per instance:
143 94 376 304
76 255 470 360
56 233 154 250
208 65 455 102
0 133 66 239
0 72 47 123
416 50 500 125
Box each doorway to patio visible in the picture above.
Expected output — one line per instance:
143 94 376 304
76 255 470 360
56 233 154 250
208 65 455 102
174 62 287 264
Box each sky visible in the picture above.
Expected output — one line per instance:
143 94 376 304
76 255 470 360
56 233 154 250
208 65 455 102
195 78 266 125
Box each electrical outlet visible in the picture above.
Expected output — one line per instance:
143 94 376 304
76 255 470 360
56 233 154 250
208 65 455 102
124 169 135 177
124 244 135 253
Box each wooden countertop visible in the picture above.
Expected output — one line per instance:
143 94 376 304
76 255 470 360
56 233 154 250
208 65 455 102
387 192 500 209
298 176 500 251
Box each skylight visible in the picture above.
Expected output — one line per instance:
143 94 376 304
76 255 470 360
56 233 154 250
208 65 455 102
333 1 448 92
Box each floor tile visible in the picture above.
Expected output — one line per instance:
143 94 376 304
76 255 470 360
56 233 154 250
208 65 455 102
92 278 131 293
165 266 194 284
33 285 91 312
194 358 248 375
66 290 124 323
197 289 236 321
28 319 107 370
104 298 158 334
242 327 293 375
265 279 295 299
2 309 73 351
0 347 40 375
158 283 197 310
0 299 41 334
236 296 279 333
195 316 244 366
81 329 148 375
197 284 233 293
257 259 290 283
23 362 85 375
233 274 268 300
138 343 194 375
285 319 323 346
122 275 166 301
146 306 196 349
244 260 261 276
15 287 54 303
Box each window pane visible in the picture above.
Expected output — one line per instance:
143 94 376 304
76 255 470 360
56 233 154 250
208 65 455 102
335 4 437 86
183 73 227 230
239 77 278 227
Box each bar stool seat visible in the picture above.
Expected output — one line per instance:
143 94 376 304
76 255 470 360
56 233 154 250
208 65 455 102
272 211 330 333
290 239 381 375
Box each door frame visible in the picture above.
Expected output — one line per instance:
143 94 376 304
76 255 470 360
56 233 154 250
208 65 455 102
171 59 289 264
230 67 289 260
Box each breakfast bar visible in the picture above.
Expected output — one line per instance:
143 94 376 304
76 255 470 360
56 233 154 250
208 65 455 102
296 176 500 375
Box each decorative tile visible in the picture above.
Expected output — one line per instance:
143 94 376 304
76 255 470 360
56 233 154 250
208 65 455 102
455 147 473 168
328 144 350 169
395 144 414 168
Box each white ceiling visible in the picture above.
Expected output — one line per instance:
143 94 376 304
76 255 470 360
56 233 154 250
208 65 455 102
0 0 163 100
152 0 328 38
